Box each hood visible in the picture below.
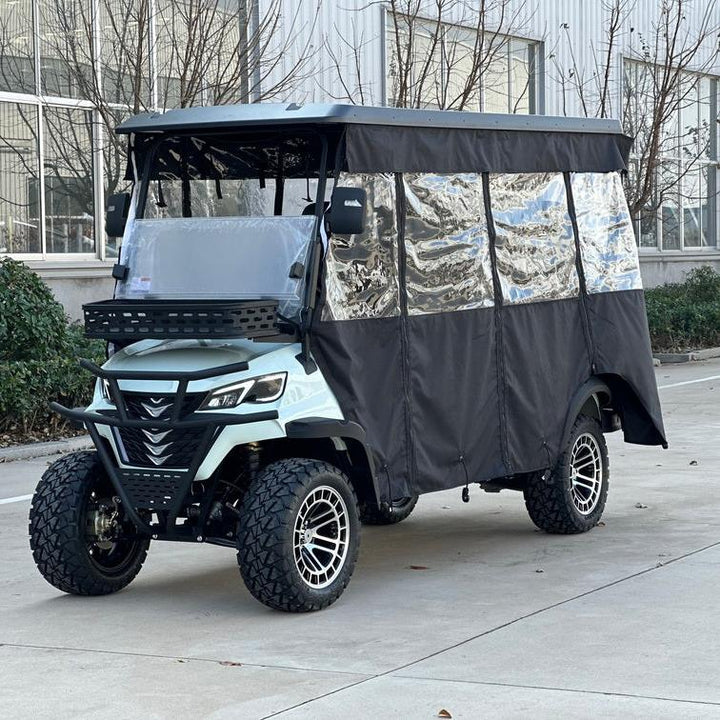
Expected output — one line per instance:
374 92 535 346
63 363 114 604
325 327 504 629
106 338 286 374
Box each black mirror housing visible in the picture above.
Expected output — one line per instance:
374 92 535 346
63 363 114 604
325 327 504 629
329 187 366 235
106 192 131 238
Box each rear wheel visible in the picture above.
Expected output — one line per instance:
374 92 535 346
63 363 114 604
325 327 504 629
524 415 609 534
236 458 360 612
29 451 149 595
359 495 418 525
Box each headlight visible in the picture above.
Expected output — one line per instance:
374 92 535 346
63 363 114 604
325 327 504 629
200 373 287 410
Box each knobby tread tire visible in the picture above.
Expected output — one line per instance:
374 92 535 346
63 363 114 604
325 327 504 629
29 450 149 596
236 458 360 612
359 495 418 525
524 415 609 535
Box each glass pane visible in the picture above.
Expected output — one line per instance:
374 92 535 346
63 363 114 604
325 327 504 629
40 0 93 98
321 173 400 321
43 106 95 253
100 0 152 108
0 102 40 253
103 109 132 258
509 39 530 114
679 76 699 163
404 173 493 315
444 34 480 111
571 172 642 293
386 23 401 106
0 0 35 93
413 28 443 109
659 161 680 250
624 61 653 154
698 77 713 160
682 168 708 247
639 207 658 248
490 172 579 304
483 44 509 113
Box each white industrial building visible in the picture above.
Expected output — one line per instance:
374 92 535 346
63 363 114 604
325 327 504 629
0 0 718 316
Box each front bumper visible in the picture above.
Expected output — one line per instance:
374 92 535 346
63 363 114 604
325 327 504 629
51 359 278 537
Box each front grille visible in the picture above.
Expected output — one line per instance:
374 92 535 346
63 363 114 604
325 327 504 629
115 392 209 469
123 392 205 421
116 425 208 469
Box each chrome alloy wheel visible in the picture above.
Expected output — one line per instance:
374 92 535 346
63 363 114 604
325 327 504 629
293 485 350 589
569 432 603 515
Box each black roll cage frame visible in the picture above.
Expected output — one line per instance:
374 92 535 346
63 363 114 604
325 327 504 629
130 127 332 371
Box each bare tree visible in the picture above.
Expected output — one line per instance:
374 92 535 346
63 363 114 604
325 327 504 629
553 0 720 222
33 0 319 198
325 0 533 111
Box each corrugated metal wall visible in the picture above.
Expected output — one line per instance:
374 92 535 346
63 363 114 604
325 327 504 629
260 0 720 120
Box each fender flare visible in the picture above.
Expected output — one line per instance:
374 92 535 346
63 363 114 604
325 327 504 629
558 377 612 455
284 418 379 504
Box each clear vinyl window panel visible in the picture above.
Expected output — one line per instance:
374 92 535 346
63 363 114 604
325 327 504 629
403 173 493 315
116 215 314 319
321 174 400 322
489 173 579 304
571 173 642 293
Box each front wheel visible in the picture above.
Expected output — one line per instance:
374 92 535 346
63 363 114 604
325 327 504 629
236 458 360 612
524 415 609 534
29 451 150 595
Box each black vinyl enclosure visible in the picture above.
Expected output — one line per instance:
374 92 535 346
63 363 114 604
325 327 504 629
118 105 666 504
307 115 665 502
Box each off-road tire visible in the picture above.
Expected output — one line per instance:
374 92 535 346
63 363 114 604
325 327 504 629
29 450 149 595
359 495 418 525
236 458 360 612
524 415 609 534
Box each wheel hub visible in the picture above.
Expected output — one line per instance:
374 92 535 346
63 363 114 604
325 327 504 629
292 485 350 589
569 432 603 515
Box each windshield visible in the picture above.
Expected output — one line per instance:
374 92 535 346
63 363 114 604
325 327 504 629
116 133 327 319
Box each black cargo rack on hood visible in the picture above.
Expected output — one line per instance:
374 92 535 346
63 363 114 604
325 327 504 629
83 298 280 341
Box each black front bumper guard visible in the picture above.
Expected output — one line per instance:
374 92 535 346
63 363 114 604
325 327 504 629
51 359 278 538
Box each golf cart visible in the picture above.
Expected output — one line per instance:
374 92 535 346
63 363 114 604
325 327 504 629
29 104 666 612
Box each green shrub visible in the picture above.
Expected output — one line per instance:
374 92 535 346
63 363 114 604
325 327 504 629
0 257 69 361
645 266 720 352
0 260 105 434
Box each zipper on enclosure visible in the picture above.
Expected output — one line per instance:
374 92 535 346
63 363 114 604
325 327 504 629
395 172 416 493
482 172 512 475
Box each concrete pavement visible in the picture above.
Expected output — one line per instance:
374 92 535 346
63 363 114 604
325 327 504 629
1 359 719 718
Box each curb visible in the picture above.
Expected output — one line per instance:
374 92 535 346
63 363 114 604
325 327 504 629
0 435 93 463
653 346 720 365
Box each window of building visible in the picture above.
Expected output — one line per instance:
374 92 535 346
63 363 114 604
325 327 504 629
386 14 541 114
39 0 93 98
624 59 719 251
0 103 40 254
0 0 35 93
0 0 245 260
42 106 95 253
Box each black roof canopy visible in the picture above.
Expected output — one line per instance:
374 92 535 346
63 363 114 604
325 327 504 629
118 103 632 175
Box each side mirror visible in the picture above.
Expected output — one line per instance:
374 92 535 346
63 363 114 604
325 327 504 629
329 187 366 235
106 192 130 238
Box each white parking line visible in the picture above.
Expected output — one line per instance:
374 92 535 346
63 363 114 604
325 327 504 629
658 374 720 390
0 494 32 506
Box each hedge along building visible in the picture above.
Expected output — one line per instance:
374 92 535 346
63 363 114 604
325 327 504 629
0 0 718 318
